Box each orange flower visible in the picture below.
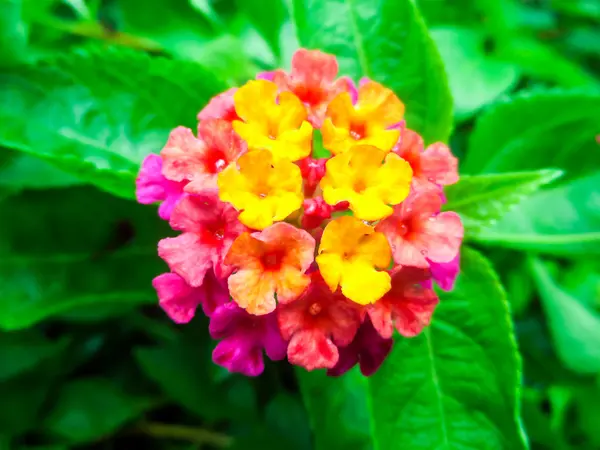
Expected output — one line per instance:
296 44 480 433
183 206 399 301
322 80 404 155
316 216 392 305
232 80 313 161
225 223 316 315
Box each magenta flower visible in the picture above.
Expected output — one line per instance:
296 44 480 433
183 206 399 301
429 253 461 291
327 317 393 377
153 271 229 323
136 154 186 221
158 192 247 286
209 302 288 377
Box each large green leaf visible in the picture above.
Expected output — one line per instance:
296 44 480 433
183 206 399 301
529 257 600 375
462 89 600 176
0 46 227 199
298 248 527 450
290 0 453 144
471 172 600 256
444 169 562 233
44 377 154 443
0 187 169 330
431 27 519 121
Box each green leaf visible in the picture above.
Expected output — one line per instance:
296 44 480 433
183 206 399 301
471 172 600 256
431 27 519 121
237 0 286 59
0 331 68 381
44 377 154 443
444 169 562 233
0 0 28 66
0 150 82 191
265 393 312 450
134 325 257 422
500 37 598 88
561 261 600 310
0 187 170 330
290 0 453 144
296 367 373 450
298 248 527 450
529 256 600 375
0 46 227 199
463 89 600 176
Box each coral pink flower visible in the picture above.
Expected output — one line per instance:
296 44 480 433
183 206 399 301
368 267 439 339
327 317 393 377
269 49 356 127
197 88 239 122
429 253 461 291
153 271 229 323
136 154 186 221
210 303 287 377
277 272 362 370
158 193 247 286
376 190 463 268
392 127 459 192
225 223 315 315
160 120 246 193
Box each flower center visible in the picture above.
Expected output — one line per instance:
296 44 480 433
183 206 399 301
353 178 367 193
349 121 366 140
308 302 322 315
262 250 285 271
204 150 228 174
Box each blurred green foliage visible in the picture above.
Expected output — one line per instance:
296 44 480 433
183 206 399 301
0 0 599 449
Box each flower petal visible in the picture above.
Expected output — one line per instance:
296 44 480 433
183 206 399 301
158 233 213 287
287 329 339 370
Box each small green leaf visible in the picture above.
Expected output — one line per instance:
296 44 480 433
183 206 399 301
444 169 562 232
44 378 154 444
431 27 519 121
463 89 600 176
290 0 453 144
471 172 600 256
265 393 312 450
298 248 528 450
529 257 600 374
237 0 287 59
0 46 227 199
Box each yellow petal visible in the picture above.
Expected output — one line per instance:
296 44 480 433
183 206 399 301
339 261 391 305
234 80 278 123
315 252 344 292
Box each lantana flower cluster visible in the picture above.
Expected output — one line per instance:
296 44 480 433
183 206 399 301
136 49 464 377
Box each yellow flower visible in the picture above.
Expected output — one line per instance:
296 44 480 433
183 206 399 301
233 80 313 161
322 80 404 155
316 216 392 305
218 149 303 230
320 145 412 221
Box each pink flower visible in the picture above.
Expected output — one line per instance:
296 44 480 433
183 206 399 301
153 271 229 323
368 267 439 339
160 120 246 193
327 317 393 377
270 49 356 127
428 253 461 291
158 192 247 286
136 154 186 221
197 88 239 122
277 272 362 371
392 127 458 192
376 190 463 268
209 303 287 376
